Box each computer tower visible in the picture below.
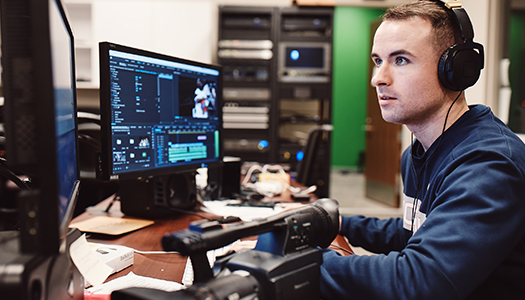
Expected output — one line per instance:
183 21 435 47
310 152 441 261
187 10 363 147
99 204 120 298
119 173 198 219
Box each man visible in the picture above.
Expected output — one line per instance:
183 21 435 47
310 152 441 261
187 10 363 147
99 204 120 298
320 1 525 299
193 78 211 118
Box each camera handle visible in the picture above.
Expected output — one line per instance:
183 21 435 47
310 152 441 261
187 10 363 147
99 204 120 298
189 252 214 283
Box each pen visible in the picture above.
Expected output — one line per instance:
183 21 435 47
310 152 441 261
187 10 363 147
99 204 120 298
84 291 111 300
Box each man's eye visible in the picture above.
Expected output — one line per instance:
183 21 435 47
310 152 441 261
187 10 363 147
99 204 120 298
395 57 408 65
373 58 382 67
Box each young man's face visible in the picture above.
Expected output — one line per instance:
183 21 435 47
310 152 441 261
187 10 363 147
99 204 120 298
371 17 449 128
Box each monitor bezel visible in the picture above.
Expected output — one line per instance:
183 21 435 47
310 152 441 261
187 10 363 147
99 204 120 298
98 42 223 181
278 41 332 77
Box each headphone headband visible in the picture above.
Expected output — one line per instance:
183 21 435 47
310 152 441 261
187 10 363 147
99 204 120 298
443 0 462 9
426 1 473 40
420 0 484 91
449 6 474 41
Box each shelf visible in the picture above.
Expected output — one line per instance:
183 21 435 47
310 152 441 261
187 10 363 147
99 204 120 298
219 6 333 178
74 48 92 83
64 1 94 87
76 81 98 89
279 116 321 124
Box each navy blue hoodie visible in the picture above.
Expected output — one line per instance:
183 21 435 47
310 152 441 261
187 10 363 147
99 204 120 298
320 105 525 299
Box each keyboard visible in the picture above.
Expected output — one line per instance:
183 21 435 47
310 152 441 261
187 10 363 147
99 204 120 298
181 244 234 286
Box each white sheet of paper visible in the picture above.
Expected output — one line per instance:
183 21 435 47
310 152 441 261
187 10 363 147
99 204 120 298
69 234 113 287
86 271 184 295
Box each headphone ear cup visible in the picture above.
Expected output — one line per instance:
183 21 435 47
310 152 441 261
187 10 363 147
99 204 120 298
438 42 484 91
438 47 455 90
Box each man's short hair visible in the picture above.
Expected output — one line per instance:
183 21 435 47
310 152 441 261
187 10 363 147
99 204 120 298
382 1 462 58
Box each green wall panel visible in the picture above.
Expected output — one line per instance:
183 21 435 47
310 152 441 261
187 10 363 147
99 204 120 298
331 6 384 168
508 12 525 133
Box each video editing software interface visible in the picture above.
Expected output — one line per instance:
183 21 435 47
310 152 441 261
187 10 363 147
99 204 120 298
107 49 221 177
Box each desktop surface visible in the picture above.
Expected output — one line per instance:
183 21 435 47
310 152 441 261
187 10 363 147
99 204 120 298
72 197 214 283
71 192 353 288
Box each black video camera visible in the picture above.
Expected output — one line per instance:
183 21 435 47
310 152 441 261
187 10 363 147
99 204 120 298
111 198 340 300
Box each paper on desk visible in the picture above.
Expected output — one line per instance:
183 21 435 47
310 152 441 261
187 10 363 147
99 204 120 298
203 200 286 221
70 216 154 235
86 271 185 295
70 234 114 287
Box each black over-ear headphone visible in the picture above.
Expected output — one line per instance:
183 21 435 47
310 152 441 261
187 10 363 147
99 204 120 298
425 0 485 91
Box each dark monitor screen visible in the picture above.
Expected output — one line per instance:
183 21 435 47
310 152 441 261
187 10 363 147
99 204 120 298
98 42 223 181
278 42 331 79
285 46 325 68
0 0 79 253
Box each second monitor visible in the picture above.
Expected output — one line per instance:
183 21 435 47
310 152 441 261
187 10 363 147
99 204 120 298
98 42 223 217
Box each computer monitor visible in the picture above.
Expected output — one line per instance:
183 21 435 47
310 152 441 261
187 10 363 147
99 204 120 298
98 42 223 217
278 41 331 82
0 0 80 254
1 0 84 299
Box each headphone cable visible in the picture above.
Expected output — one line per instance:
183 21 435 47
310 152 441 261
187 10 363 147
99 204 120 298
410 90 463 232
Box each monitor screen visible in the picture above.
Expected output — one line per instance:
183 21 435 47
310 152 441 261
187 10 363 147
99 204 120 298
285 46 325 69
49 0 80 235
278 42 331 81
98 42 222 181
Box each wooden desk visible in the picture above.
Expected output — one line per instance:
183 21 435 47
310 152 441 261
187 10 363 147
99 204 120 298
71 195 353 284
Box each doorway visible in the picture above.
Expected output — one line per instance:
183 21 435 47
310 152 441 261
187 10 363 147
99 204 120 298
364 20 402 207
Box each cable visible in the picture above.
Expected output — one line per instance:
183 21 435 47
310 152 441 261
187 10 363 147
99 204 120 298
0 157 31 191
242 164 303 197
241 164 263 185
410 91 463 232
78 132 101 149
104 194 120 213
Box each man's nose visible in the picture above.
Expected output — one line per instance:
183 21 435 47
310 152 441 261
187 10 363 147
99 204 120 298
371 64 390 87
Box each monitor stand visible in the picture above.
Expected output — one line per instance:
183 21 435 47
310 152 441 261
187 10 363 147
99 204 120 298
0 228 84 299
119 171 198 219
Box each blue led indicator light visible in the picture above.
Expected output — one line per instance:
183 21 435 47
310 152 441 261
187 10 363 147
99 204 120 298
296 151 304 161
258 140 269 149
290 50 300 61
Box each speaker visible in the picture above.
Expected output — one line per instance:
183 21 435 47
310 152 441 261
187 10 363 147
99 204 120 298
119 173 197 219
220 156 241 199
434 1 485 91
206 156 241 200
